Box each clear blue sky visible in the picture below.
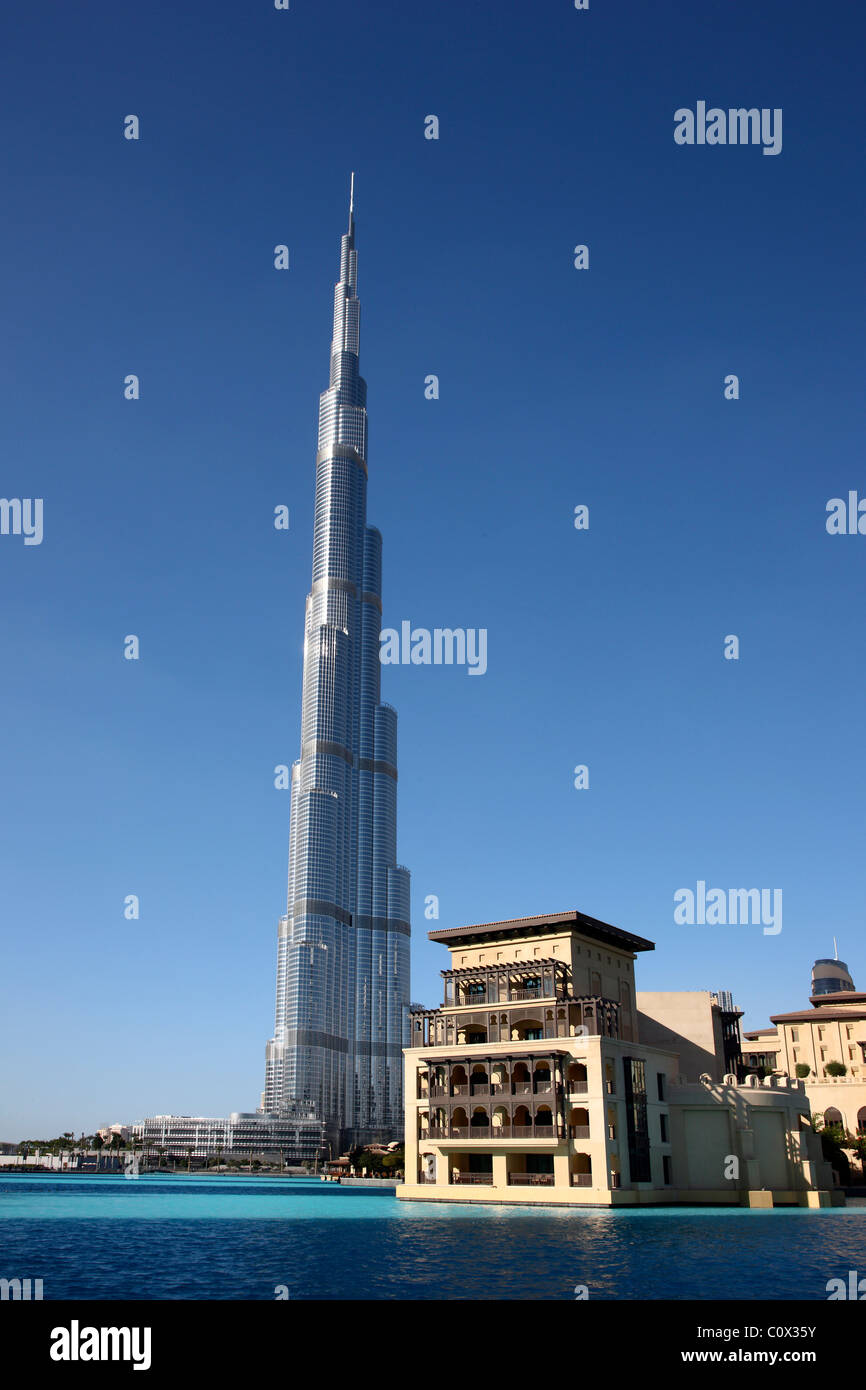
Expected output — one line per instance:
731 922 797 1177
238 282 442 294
2 0 864 1139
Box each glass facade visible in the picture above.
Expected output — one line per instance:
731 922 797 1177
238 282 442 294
264 189 411 1146
622 1057 652 1184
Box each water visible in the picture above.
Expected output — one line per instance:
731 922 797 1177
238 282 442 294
1 1174 864 1300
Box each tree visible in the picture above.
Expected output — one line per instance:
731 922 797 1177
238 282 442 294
825 1061 847 1077
795 1063 811 1078
817 1123 851 1182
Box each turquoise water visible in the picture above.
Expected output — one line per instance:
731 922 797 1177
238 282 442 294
1 1174 864 1299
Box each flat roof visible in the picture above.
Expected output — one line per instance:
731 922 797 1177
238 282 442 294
428 908 655 954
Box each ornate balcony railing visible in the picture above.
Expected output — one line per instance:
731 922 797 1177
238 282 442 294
571 1173 592 1187
451 1173 493 1185
508 1173 555 1185
569 1081 589 1094
424 1124 562 1141
569 1125 590 1139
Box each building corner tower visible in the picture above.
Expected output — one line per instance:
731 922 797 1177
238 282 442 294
263 178 411 1149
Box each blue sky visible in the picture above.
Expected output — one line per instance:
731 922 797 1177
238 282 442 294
1 0 864 1138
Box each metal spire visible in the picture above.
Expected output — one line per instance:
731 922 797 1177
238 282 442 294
349 171 355 230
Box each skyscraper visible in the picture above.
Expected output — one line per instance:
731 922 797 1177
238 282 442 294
263 179 411 1148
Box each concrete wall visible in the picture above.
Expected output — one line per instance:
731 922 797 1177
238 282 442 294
637 991 726 1081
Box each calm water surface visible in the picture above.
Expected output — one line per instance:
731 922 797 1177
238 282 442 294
1 1174 864 1300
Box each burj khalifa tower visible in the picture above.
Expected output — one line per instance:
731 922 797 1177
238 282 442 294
263 179 411 1147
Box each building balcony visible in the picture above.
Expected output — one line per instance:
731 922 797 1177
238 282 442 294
570 1173 592 1187
450 1173 493 1185
507 1173 555 1186
569 1125 590 1140
411 994 621 1048
424 1124 562 1142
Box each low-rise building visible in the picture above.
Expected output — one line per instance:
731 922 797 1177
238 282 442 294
399 909 835 1208
741 957 866 1142
136 1109 326 1162
97 1124 132 1144
637 990 744 1081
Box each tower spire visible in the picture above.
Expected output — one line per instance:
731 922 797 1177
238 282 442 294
264 184 410 1147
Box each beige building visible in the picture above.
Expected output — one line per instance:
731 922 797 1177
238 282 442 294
637 990 743 1081
741 957 866 1145
399 910 835 1208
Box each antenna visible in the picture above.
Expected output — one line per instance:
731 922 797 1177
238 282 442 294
349 172 355 226
833 936 838 961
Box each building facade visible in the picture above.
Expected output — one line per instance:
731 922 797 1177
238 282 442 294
137 1110 325 1162
741 957 866 1142
637 990 744 1081
400 911 835 1207
263 181 411 1147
